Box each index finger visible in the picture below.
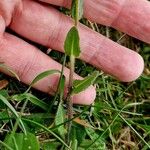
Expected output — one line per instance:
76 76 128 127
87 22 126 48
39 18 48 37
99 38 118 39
39 0 150 44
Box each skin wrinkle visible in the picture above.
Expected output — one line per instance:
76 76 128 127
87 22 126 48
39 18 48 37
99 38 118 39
84 0 126 26
112 0 150 43
18 47 39 81
80 33 102 64
78 23 105 63
22 1 50 44
90 42 115 75
2 33 31 78
112 1 142 31
0 35 24 77
46 10 74 52
47 8 65 49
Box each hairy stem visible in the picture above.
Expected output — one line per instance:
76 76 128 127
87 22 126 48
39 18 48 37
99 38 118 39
66 55 75 144
75 0 79 26
66 0 80 145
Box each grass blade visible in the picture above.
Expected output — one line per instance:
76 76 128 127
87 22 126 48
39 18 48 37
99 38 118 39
12 93 49 111
0 95 26 134
22 118 71 149
27 70 60 92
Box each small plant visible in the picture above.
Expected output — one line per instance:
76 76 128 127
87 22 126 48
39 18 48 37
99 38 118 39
64 0 99 145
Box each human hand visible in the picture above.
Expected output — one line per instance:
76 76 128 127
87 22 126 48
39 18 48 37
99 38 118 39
0 0 147 104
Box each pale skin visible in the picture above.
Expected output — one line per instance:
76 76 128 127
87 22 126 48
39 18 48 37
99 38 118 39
0 0 149 104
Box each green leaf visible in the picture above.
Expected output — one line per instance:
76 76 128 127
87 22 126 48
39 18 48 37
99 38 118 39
71 0 84 21
64 26 81 57
0 90 9 109
12 93 49 111
27 70 60 92
72 71 99 94
55 102 66 139
4 132 40 150
58 75 65 99
0 95 26 134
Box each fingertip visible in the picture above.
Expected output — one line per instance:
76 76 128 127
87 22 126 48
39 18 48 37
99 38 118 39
72 85 96 105
117 52 144 82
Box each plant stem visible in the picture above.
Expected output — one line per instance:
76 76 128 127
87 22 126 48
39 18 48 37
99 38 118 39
66 55 75 144
75 0 79 26
66 0 80 145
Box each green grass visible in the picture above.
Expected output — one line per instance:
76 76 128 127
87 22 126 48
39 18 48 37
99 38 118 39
0 14 150 150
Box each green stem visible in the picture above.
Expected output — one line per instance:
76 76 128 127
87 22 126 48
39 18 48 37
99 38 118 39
75 0 79 26
66 0 80 145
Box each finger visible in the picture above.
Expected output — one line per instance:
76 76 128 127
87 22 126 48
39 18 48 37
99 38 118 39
84 0 150 44
10 0 144 82
0 32 96 105
38 0 150 44
0 0 22 26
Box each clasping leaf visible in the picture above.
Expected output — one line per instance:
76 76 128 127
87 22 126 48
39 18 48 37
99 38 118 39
64 26 81 57
72 71 99 94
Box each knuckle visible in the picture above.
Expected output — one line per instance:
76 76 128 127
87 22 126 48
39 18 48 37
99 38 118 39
47 10 64 48
0 0 22 26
